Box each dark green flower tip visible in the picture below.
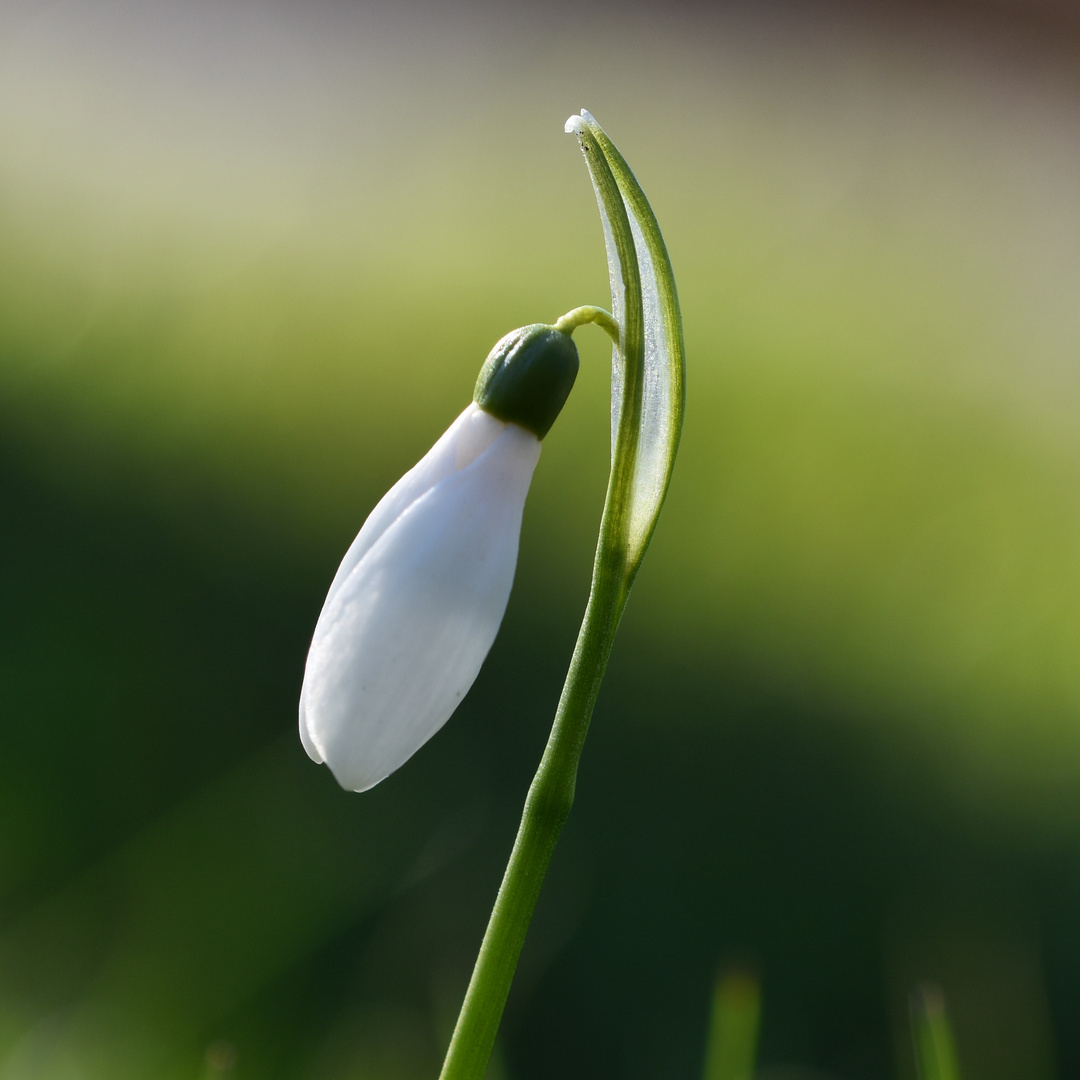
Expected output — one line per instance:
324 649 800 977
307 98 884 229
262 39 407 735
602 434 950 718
473 324 579 439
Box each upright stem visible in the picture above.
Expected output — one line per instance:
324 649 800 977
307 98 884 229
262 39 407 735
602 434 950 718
441 291 643 1080
439 111 682 1080
438 559 628 1080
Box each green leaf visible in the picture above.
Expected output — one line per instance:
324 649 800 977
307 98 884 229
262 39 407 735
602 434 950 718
911 983 962 1080
703 969 762 1080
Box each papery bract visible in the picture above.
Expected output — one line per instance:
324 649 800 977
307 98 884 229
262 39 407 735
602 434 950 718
565 110 684 574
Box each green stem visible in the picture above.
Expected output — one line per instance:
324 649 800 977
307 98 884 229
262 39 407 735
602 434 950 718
554 305 621 344
439 111 678 1080
437 555 629 1080
440 284 642 1078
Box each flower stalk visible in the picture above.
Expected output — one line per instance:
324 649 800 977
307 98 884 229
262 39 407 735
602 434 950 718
439 111 685 1080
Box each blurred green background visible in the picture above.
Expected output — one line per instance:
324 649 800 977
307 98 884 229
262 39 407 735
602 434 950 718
3 0 1080 1077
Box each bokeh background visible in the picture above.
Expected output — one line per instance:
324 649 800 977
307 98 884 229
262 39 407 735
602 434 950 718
4 0 1080 1077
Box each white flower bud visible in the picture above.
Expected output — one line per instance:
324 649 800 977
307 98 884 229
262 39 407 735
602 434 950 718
299 403 541 792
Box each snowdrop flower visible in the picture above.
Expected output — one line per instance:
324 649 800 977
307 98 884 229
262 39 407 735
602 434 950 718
300 324 579 792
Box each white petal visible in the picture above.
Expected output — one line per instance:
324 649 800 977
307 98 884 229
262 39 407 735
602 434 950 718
300 414 541 791
298 404 504 766
320 403 504 612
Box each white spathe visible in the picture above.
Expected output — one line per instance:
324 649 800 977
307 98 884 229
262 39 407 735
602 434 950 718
299 403 542 792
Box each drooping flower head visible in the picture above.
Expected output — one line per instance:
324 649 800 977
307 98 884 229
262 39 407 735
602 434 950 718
299 324 579 791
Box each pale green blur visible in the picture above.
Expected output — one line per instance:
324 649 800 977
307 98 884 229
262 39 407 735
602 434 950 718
5 2 1079 825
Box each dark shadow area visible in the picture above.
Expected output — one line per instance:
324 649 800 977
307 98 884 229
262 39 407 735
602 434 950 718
3 432 1079 1079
